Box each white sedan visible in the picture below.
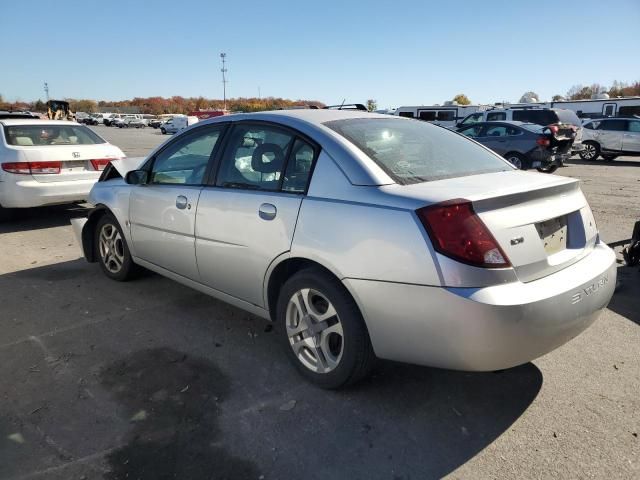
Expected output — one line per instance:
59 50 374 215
0 119 125 220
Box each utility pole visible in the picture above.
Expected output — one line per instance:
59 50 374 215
44 82 49 101
220 53 228 110
258 86 261 100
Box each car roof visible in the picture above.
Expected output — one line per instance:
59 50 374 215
584 117 639 121
198 108 386 126
0 119 82 127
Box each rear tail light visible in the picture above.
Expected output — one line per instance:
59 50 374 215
416 199 510 268
90 158 112 171
2 161 61 174
536 136 551 147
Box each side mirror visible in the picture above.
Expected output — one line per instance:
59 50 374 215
125 169 148 185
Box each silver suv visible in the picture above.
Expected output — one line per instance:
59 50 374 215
579 117 640 161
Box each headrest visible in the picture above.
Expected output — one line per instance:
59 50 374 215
15 136 34 146
251 143 284 173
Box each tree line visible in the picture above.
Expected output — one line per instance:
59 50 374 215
0 95 325 115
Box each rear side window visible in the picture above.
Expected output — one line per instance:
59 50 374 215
324 118 511 184
4 124 106 146
216 124 295 190
512 110 556 125
628 121 640 133
598 120 627 131
459 125 484 138
486 112 506 121
398 111 415 118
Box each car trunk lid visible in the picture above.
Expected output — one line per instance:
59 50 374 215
17 145 122 183
389 171 599 283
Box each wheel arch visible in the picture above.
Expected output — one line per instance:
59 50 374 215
81 204 113 262
264 256 350 322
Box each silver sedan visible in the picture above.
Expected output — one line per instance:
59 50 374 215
72 110 616 388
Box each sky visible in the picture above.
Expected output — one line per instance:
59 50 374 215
2 0 639 108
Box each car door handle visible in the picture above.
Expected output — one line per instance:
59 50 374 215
258 203 277 220
176 195 190 210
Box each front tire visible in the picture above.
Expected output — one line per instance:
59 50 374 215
276 268 375 389
95 213 138 281
536 164 559 173
160 128 166 135
579 141 600 160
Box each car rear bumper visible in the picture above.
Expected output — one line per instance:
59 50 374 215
345 242 616 371
0 177 96 208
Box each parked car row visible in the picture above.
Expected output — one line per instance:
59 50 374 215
579 117 640 161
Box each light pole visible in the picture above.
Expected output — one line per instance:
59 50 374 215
44 82 49 101
220 53 228 110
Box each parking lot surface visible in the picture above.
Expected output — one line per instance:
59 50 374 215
1 126 638 479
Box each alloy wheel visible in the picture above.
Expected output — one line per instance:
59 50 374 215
507 156 522 169
582 143 597 160
285 288 344 373
98 224 125 274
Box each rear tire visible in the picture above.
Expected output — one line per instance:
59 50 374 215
504 152 528 170
160 128 166 135
276 268 375 389
95 213 139 281
579 141 600 160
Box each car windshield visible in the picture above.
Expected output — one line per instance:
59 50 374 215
4 124 107 146
324 118 511 184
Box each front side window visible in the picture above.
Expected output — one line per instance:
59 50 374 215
325 118 511 184
150 126 222 185
486 112 506 121
216 124 295 190
4 124 106 146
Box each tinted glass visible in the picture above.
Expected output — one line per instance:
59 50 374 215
486 112 506 121
604 105 615 116
512 110 556 125
398 111 414 118
619 106 640 116
282 139 315 193
150 127 221 185
436 111 455 121
324 118 511 184
4 124 106 146
216 124 294 190
598 120 627 131
418 111 436 121
583 122 595 130
627 121 640 133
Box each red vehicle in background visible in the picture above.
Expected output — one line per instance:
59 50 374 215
188 110 227 120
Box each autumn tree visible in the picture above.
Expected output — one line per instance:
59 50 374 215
551 94 564 102
452 94 471 105
366 99 377 111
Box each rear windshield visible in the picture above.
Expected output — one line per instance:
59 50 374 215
4 124 106 146
324 118 511 184
553 109 581 126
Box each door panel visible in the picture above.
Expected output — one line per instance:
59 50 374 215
481 124 510 155
623 121 640 153
128 125 225 280
596 120 625 151
130 185 202 279
196 190 302 306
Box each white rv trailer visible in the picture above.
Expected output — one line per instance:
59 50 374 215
548 96 640 120
394 102 491 128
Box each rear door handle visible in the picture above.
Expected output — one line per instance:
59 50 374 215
259 203 277 220
176 195 190 210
